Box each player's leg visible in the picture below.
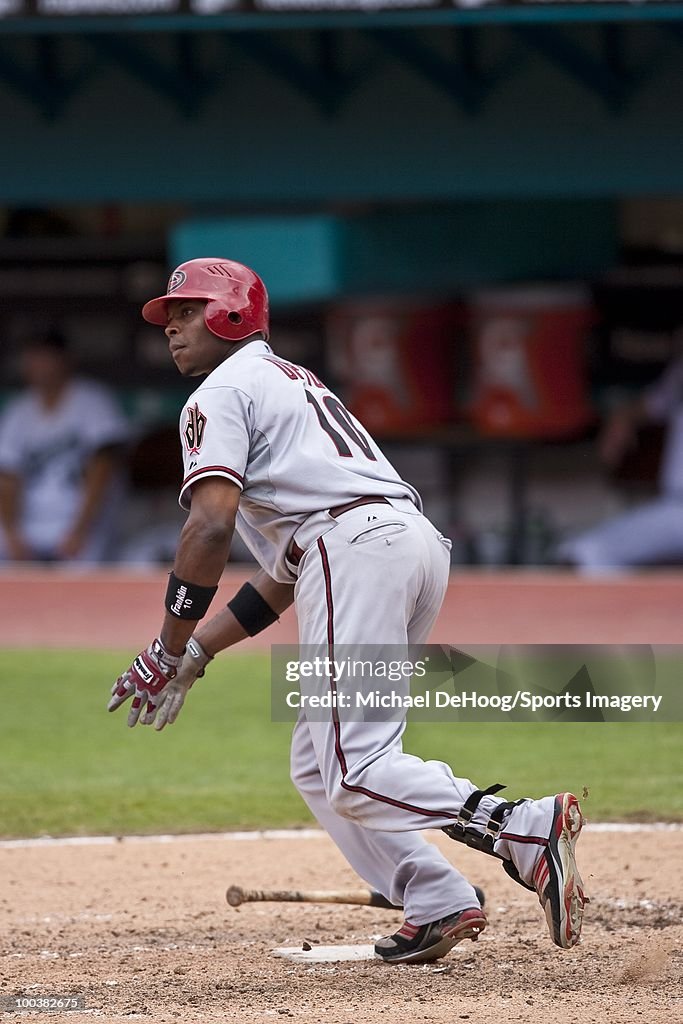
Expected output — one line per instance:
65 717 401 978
295 505 586 948
293 506 486 959
290 713 480 924
295 504 480 834
557 496 683 572
295 504 489 959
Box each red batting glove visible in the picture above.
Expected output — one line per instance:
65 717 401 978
141 636 213 730
108 638 184 728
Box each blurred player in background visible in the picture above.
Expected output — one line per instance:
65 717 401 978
0 330 129 563
558 348 683 571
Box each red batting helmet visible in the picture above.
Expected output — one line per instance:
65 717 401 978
142 258 269 342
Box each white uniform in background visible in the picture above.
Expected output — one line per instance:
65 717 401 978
0 378 129 561
559 356 683 572
177 339 559 925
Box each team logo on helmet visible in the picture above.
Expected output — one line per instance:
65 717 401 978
167 269 187 294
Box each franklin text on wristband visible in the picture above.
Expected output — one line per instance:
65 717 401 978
165 572 218 620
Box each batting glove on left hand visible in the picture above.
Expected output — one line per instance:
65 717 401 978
140 636 213 731
108 638 184 728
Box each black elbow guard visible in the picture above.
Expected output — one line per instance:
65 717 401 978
227 582 279 636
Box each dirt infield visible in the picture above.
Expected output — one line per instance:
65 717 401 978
2 569 681 1023
1 828 681 1024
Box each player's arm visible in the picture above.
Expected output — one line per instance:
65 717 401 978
144 569 294 731
0 471 31 560
599 356 683 469
108 476 241 725
0 405 31 560
58 445 124 559
159 476 243 655
598 395 651 468
193 568 295 656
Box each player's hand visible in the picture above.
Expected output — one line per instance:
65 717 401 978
141 637 213 731
57 526 87 560
107 638 184 728
6 531 32 561
598 412 637 468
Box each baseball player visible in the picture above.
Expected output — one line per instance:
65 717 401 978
109 259 586 963
0 330 128 563
558 350 683 571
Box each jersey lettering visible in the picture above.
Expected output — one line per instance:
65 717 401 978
302 366 325 388
323 396 377 462
305 390 376 461
305 390 352 457
265 357 325 388
265 357 300 381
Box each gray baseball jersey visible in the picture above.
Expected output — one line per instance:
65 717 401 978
176 339 558 926
177 340 420 582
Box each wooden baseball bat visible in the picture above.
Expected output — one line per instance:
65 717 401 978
226 883 485 910
226 885 400 910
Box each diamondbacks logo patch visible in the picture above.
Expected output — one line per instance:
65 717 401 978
184 403 207 454
167 269 187 294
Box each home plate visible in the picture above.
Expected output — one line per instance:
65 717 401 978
272 944 376 962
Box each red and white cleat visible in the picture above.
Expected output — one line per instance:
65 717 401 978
533 792 588 949
374 906 487 965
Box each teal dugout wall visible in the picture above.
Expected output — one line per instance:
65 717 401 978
1 7 683 204
172 202 618 301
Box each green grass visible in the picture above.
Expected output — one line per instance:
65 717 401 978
407 721 683 822
0 649 680 837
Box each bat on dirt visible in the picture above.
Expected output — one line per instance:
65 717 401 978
226 884 485 910
226 885 400 910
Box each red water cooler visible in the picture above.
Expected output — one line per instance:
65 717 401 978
468 286 595 439
326 300 460 435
